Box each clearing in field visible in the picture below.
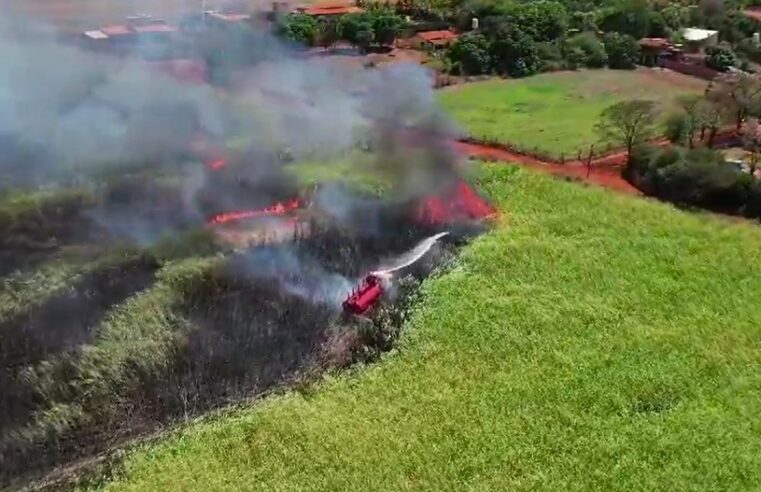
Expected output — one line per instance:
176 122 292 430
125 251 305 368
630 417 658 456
96 165 761 492
438 69 706 159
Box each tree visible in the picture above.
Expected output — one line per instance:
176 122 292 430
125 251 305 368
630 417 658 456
676 94 703 148
603 32 640 69
697 99 725 146
476 1 567 42
315 18 339 50
368 9 404 47
355 26 375 52
446 33 492 75
277 13 318 46
707 72 761 130
564 32 607 68
705 45 736 72
741 117 761 177
489 27 539 77
596 100 658 162
337 14 365 46
598 0 652 39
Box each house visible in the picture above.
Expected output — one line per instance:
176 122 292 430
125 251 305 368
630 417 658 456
79 15 180 60
681 27 719 53
294 0 363 17
205 11 252 25
411 30 459 50
638 37 681 66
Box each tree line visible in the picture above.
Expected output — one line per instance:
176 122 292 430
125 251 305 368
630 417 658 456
277 7 406 51
597 72 761 220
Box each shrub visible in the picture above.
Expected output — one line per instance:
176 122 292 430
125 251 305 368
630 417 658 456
565 32 608 68
705 45 737 72
664 111 690 144
277 14 318 46
489 27 540 77
627 145 761 218
603 32 640 69
446 33 493 75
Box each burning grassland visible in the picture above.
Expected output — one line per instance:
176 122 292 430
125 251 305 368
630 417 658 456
0 166 498 486
0 12 500 488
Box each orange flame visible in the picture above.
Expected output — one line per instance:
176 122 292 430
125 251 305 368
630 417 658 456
208 199 301 226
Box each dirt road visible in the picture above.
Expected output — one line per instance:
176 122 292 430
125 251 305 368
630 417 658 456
454 141 641 194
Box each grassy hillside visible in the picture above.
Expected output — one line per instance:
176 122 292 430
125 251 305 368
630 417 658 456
438 70 705 158
94 165 761 491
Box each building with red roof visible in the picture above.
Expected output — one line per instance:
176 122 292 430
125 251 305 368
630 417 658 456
294 1 363 17
412 30 459 50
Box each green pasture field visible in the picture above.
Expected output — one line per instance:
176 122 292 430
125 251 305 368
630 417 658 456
93 164 761 492
438 70 706 159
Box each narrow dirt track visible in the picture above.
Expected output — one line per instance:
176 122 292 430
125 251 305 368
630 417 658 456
454 141 641 194
456 128 738 196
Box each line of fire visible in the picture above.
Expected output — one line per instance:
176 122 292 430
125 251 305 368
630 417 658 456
196 146 497 316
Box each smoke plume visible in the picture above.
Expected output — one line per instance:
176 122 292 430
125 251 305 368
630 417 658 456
0 9 466 304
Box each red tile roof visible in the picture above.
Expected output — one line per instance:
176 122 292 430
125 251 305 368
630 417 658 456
133 24 176 33
417 30 458 44
302 5 362 15
639 37 671 49
101 25 132 36
745 7 761 22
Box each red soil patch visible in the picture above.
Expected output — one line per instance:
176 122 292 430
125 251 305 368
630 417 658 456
456 127 738 195
454 141 641 194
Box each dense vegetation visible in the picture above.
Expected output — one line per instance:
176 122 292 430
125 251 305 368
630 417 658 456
628 144 758 214
277 7 406 51
440 0 757 77
93 165 761 491
618 71 761 220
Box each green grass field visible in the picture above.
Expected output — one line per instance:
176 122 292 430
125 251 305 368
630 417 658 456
94 165 761 491
438 70 706 158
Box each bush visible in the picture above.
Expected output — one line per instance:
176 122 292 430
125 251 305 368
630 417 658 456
627 145 761 218
489 27 540 77
446 33 493 75
705 45 737 72
537 41 564 71
565 32 608 68
603 32 640 69
664 111 690 144
277 14 318 46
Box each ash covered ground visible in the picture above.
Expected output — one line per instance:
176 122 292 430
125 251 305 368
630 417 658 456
0 12 497 488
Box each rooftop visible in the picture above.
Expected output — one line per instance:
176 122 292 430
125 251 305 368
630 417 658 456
682 27 719 42
295 0 362 16
206 11 251 22
83 30 109 40
744 6 761 22
100 25 133 36
133 24 176 33
417 30 459 44
638 37 671 49
301 5 363 15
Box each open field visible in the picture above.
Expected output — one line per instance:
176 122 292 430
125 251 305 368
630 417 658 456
439 70 706 159
94 165 761 491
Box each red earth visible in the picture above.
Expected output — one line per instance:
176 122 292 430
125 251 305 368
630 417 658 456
454 141 641 194
455 128 738 196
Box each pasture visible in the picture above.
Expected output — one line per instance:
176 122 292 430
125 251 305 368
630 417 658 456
438 70 706 159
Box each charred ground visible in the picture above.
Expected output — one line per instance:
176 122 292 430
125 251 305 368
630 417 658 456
0 152 492 488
